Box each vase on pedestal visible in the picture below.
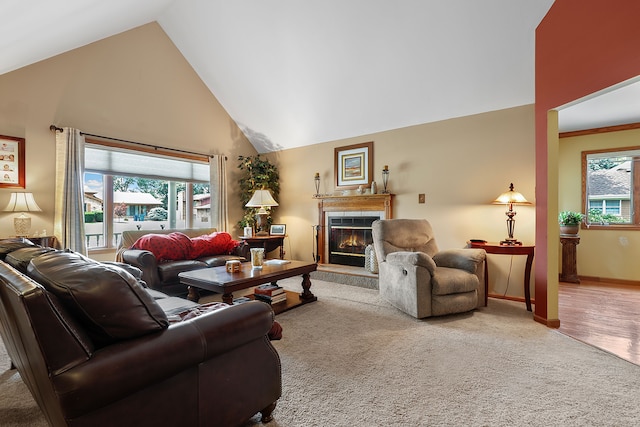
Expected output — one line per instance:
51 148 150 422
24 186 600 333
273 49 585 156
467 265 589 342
560 225 579 236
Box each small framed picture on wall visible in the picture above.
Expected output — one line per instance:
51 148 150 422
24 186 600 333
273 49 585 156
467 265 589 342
0 135 25 189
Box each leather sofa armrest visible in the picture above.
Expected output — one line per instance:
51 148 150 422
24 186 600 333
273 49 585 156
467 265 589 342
101 261 143 279
52 301 275 418
232 241 250 261
121 249 161 289
386 251 436 273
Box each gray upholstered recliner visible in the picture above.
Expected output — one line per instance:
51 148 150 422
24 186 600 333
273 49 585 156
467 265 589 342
372 219 486 318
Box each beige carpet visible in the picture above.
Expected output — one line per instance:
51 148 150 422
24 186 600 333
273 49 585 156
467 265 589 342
2 278 640 426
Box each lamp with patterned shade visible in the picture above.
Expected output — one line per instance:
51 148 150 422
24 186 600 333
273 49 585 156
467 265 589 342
3 192 42 237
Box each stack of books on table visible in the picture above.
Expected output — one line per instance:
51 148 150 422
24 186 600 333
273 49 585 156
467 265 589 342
253 283 287 305
232 296 252 305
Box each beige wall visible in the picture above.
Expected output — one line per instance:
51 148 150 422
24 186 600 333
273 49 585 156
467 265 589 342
267 105 537 299
559 128 640 281
0 22 539 299
0 23 257 260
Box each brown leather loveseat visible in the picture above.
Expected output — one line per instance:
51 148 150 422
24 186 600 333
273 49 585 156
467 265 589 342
0 239 281 427
116 228 250 296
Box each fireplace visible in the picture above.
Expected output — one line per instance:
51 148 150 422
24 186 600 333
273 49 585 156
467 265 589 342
315 194 393 266
328 216 378 267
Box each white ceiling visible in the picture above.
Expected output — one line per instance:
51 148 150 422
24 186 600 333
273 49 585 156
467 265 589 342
4 1 636 153
557 77 640 133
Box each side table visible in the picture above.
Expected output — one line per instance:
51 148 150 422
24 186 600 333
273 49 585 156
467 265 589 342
468 241 535 311
239 235 285 259
27 236 61 249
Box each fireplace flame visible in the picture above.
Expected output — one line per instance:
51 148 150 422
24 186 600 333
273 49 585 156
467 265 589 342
339 235 364 249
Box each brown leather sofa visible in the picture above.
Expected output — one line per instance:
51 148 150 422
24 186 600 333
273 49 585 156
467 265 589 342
116 228 250 296
0 239 281 427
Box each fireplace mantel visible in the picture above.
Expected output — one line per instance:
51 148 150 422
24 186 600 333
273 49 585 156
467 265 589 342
315 194 393 264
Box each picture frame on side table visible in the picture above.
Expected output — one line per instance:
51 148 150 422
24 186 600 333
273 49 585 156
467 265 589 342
0 135 25 189
270 224 286 236
335 141 373 190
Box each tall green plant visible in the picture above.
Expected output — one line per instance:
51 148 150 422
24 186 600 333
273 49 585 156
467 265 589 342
237 155 280 228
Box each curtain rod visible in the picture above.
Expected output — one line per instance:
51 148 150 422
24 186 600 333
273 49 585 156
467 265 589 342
49 125 226 160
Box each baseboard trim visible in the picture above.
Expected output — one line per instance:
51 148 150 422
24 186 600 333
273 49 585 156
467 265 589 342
578 276 640 287
488 293 534 306
534 313 560 328
489 293 562 327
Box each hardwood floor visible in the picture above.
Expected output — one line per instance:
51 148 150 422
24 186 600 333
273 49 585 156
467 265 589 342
558 279 640 366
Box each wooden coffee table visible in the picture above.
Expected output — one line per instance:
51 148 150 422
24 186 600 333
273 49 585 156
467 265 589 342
178 260 318 314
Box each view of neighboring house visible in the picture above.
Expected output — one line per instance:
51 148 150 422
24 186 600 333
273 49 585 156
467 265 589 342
587 160 632 221
84 192 103 213
193 193 211 223
86 189 211 223
83 191 164 220
114 191 163 219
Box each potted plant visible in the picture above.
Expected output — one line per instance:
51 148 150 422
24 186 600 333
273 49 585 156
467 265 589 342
558 211 584 235
237 155 280 231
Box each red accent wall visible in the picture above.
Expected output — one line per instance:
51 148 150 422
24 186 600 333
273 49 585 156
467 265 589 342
535 0 640 322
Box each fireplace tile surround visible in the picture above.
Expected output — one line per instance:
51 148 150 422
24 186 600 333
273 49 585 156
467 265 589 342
315 194 393 266
329 215 379 266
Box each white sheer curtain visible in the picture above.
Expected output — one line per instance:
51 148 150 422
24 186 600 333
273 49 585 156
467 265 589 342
209 155 228 231
54 128 87 254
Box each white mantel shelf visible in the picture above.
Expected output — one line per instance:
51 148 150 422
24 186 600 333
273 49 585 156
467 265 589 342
315 193 394 264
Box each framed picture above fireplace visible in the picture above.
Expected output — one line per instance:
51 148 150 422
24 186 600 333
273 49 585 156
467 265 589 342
334 141 373 190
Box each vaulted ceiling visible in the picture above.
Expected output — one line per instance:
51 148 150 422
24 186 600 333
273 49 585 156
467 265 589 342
8 1 632 154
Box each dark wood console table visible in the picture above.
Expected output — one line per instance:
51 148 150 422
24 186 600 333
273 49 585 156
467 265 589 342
27 236 61 249
239 235 285 259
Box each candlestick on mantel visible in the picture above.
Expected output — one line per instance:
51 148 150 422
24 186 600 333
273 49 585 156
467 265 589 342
382 165 390 194
314 172 321 197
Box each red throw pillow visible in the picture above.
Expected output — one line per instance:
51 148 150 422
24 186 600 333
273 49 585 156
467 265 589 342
190 232 240 259
132 232 193 262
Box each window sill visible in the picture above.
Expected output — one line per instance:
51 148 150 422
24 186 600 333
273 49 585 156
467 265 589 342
582 224 640 231
87 247 116 255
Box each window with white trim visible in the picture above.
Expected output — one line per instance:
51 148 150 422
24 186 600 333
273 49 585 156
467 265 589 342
588 199 623 215
583 148 638 226
83 141 211 250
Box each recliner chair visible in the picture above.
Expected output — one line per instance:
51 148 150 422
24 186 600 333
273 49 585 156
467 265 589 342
372 219 486 318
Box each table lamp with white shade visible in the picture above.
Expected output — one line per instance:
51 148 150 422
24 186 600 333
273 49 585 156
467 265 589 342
492 183 531 245
245 189 279 236
3 192 42 237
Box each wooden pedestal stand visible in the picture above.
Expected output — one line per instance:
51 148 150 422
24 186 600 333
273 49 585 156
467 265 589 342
560 235 580 283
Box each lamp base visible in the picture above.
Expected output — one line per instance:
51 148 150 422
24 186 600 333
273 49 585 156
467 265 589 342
14 214 31 238
500 238 522 246
255 212 269 236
